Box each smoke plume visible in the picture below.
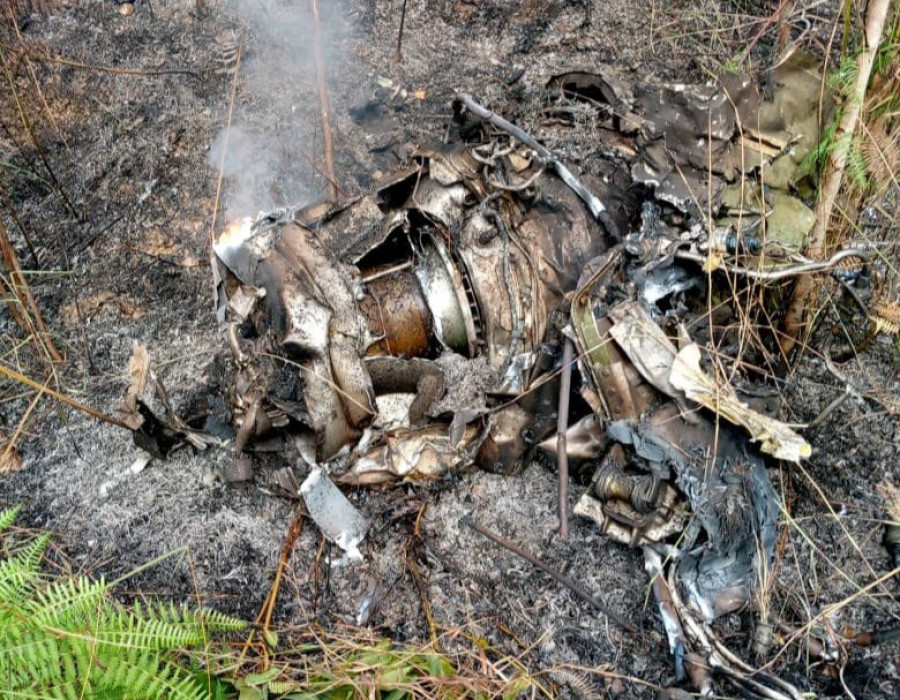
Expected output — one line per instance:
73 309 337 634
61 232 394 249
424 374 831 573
211 0 340 220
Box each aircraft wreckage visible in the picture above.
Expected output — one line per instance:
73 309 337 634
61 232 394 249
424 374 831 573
125 57 881 699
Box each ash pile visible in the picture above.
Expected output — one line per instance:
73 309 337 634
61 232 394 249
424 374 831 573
129 56 888 699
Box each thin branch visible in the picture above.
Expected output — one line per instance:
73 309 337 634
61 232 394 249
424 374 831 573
0 363 128 430
675 246 874 281
0 47 78 218
394 0 408 63
0 217 63 363
209 42 242 245
0 41 203 79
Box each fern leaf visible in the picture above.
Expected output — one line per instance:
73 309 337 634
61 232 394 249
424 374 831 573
24 576 109 628
846 139 870 191
195 607 247 633
96 607 208 650
861 116 900 193
0 513 244 700
98 651 211 700
0 533 49 607
0 504 22 533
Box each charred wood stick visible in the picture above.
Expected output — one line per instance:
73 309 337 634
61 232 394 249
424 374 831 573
310 0 339 201
455 93 620 240
852 627 900 647
463 518 636 633
557 338 573 539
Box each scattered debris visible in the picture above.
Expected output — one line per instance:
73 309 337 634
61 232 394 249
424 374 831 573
301 468 368 560
126 52 890 698
121 344 221 459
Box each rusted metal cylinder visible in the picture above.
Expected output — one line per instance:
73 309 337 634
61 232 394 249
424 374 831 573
359 266 433 358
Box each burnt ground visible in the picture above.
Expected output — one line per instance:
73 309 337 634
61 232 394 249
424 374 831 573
1 1 899 698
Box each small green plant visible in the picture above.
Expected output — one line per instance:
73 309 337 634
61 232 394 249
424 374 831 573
0 505 246 700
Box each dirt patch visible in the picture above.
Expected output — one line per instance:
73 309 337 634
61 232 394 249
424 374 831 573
1 2 898 698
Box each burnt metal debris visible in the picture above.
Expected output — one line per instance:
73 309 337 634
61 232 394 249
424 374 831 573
126 59 885 699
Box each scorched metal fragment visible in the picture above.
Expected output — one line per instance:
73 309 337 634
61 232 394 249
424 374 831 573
213 142 616 480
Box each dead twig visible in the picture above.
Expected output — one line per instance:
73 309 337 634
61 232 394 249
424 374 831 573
0 47 77 218
240 506 305 666
455 92 620 239
404 502 441 650
781 0 892 356
3 5 67 147
0 373 46 471
209 41 242 245
675 246 874 281
463 518 636 633
736 0 795 63
310 0 339 201
0 362 128 430
0 41 203 79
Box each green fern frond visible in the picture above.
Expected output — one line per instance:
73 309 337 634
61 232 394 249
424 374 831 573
0 504 22 533
845 139 870 191
0 506 247 700
97 650 212 700
95 606 211 650
24 575 109 627
0 532 49 606
830 54 859 97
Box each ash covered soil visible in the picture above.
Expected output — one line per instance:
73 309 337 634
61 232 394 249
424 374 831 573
1 1 899 698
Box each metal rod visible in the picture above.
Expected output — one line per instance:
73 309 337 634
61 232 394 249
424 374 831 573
360 260 414 284
557 338 574 539
394 0 408 62
455 92 620 239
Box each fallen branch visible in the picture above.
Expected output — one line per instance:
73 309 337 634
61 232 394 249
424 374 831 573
780 0 892 356
455 93 620 239
0 41 203 79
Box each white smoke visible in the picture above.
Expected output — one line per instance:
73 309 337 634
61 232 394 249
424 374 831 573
211 0 341 220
